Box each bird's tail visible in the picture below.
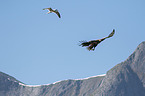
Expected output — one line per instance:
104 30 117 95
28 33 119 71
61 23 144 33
87 46 94 51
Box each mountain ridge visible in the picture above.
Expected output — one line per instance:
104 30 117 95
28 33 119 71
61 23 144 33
0 41 145 96
17 74 106 87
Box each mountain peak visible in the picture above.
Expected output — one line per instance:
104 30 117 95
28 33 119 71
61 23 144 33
93 41 145 96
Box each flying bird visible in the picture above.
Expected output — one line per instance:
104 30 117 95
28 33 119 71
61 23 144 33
79 29 115 51
43 8 61 18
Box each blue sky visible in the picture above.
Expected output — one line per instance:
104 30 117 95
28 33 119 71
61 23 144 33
0 0 145 85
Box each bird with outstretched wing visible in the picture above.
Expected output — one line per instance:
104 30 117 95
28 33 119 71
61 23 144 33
43 8 61 18
79 29 115 51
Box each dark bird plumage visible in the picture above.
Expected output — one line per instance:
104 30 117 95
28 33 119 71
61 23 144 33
79 29 115 51
43 8 61 18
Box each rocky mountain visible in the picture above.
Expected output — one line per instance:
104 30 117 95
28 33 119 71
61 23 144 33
0 41 145 96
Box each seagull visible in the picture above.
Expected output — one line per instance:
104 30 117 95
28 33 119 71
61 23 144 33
79 29 115 51
43 8 61 18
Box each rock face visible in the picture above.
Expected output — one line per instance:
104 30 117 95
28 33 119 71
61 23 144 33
93 41 145 96
0 41 145 96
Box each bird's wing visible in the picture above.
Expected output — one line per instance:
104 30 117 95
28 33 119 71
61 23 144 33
54 11 61 18
43 8 51 10
43 8 48 10
107 29 115 38
101 29 115 40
